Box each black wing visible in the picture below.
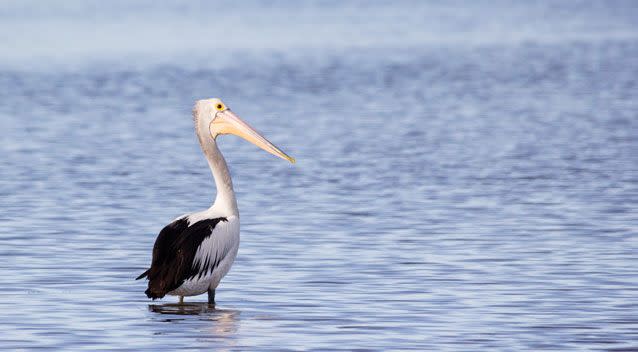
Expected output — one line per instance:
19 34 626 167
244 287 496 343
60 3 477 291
136 217 227 300
135 217 189 281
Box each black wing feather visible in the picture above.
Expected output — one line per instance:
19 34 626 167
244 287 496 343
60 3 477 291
137 217 227 300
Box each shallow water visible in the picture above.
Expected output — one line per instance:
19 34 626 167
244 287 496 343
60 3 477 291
1 1 637 350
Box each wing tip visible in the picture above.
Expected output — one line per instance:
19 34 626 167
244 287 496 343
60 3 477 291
145 287 165 300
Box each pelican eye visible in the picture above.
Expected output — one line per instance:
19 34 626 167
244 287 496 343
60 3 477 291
216 103 225 111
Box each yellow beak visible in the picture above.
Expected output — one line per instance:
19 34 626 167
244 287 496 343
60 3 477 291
211 110 295 164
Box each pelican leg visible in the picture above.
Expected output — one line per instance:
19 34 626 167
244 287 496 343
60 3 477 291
207 289 215 305
179 296 184 304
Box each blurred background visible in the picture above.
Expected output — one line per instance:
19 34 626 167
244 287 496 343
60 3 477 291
0 0 637 350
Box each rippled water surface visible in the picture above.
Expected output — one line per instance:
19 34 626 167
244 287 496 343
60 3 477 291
1 1 637 350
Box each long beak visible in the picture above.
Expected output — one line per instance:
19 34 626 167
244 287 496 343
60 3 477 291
212 110 295 164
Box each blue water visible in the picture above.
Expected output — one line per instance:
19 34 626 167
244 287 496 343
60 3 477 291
1 1 637 350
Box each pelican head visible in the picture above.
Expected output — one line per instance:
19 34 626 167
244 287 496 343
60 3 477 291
194 98 295 163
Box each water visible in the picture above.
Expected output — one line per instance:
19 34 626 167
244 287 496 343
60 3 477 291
1 1 637 350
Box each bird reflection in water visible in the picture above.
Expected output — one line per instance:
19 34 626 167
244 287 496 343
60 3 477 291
149 303 240 336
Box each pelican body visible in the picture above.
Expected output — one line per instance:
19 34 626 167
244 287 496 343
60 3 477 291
137 98 294 304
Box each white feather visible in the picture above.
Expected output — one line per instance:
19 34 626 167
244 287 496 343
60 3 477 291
168 215 240 297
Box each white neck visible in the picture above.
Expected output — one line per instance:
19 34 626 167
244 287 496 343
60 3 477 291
200 137 238 216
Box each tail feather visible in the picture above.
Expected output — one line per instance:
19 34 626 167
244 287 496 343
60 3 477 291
135 269 149 280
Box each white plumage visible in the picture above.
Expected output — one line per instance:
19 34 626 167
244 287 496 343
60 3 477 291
169 215 240 297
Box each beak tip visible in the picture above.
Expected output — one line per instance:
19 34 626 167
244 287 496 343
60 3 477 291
289 157 296 164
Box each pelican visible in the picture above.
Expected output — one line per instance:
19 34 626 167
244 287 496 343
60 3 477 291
136 98 295 304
